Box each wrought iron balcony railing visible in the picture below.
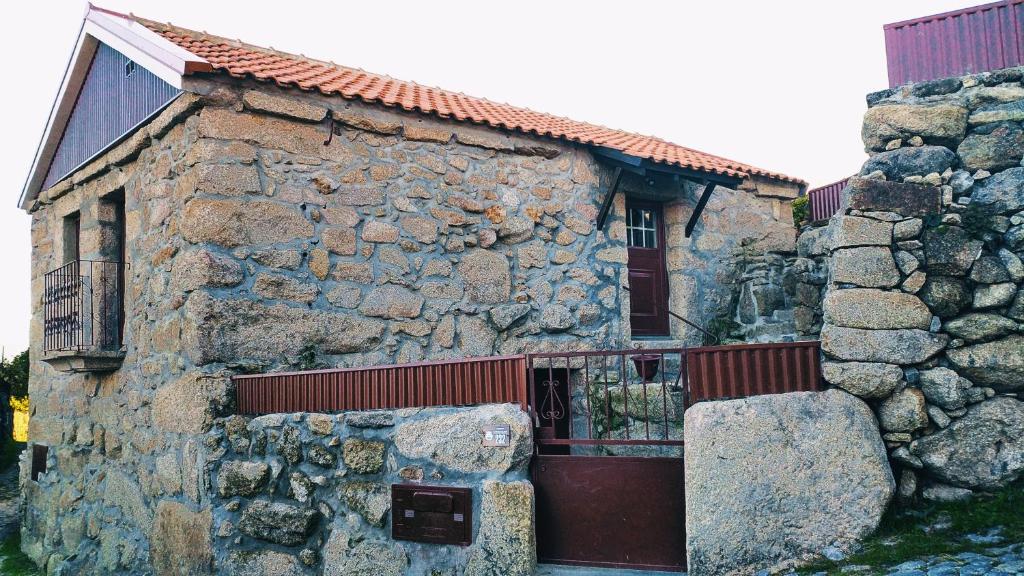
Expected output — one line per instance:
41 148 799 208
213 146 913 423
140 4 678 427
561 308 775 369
43 259 124 354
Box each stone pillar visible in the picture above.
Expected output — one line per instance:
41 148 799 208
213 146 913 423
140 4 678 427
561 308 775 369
821 170 1024 501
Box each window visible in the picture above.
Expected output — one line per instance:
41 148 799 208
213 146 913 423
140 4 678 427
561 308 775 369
62 212 80 265
31 444 48 481
626 207 658 248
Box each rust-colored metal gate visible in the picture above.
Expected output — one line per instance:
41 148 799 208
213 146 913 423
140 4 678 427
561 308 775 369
527 349 688 571
533 455 686 571
527 343 823 572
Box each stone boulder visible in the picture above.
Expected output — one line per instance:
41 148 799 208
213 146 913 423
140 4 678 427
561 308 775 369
911 396 1024 489
831 247 900 288
843 177 942 217
151 501 213 576
457 249 511 304
862 104 967 151
823 289 931 330
322 532 407 576
920 276 971 318
957 122 1024 172
943 313 1018 342
238 500 319 546
861 146 957 180
340 482 390 527
830 216 892 248
821 325 947 364
877 388 929 432
217 461 270 497
946 335 1024 391
924 227 983 276
465 481 536 576
684 389 894 576
822 361 903 399
919 367 970 410
226 550 304 576
970 167 1024 214
182 293 386 365
394 403 531 474
797 225 831 258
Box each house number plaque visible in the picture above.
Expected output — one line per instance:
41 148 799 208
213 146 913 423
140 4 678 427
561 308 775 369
481 425 511 447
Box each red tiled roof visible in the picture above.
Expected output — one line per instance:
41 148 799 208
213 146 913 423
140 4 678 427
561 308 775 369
135 16 804 186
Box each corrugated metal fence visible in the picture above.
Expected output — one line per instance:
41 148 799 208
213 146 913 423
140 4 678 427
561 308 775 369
885 0 1024 87
234 342 822 416
686 341 822 404
808 177 848 223
234 355 528 415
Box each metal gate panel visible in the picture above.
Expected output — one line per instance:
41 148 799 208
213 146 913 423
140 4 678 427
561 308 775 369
532 455 686 572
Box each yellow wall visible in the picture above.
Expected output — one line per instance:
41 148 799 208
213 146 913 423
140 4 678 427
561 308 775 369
11 397 28 442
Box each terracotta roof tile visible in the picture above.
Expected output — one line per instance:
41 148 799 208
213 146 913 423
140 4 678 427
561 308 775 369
137 16 804 185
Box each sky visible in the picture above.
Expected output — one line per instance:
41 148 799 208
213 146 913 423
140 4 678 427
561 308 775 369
0 0 976 357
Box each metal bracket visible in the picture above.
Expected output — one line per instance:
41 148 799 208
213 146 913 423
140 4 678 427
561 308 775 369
595 167 623 231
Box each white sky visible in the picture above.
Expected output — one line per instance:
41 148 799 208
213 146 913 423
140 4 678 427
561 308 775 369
0 0 975 357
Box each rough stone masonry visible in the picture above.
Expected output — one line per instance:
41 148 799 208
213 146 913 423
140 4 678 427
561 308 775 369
821 67 1024 504
20 72 798 574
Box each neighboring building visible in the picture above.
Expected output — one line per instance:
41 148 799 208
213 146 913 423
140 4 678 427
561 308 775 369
19 6 804 574
884 0 1024 87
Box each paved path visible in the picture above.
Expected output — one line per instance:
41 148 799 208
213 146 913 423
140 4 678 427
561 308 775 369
0 463 20 541
803 542 1024 576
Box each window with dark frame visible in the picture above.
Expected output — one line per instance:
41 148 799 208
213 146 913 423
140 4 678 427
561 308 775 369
626 206 658 248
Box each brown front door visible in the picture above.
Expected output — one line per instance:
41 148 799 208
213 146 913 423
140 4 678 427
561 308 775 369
626 200 669 337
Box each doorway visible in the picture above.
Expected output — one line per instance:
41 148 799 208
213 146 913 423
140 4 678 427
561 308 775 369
626 200 669 338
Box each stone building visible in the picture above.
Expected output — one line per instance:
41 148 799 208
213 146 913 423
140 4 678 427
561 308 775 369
17 6 803 574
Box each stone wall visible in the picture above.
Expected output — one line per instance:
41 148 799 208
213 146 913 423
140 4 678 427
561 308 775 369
198 404 533 576
821 68 1024 503
21 76 798 573
717 227 828 343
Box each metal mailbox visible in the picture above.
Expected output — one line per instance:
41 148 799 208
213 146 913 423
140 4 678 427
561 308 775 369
391 484 472 546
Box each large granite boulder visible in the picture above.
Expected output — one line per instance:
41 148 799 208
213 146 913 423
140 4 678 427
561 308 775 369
957 122 1024 172
877 388 929 432
942 313 1018 342
685 389 894 576
911 397 1024 489
823 289 931 330
946 335 1024 391
861 146 957 180
822 362 903 399
821 325 947 364
831 247 900 288
920 276 971 318
394 403 531 473
238 500 319 546
970 167 1024 214
924 227 984 276
862 104 967 151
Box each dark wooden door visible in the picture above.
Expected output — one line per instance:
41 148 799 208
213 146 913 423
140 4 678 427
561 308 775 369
533 455 686 571
626 201 669 337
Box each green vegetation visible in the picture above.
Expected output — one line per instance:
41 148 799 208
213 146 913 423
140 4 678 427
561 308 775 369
800 480 1024 574
0 350 28 399
0 441 36 575
0 533 40 576
0 441 25 474
792 195 810 227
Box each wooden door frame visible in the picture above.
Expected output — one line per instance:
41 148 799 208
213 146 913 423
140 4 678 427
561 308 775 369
626 198 670 338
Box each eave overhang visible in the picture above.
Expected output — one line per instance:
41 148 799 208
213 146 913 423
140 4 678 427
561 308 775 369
18 4 209 211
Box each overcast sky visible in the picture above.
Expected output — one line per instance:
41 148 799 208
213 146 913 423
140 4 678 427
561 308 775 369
0 0 974 357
